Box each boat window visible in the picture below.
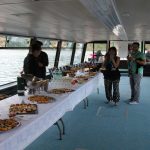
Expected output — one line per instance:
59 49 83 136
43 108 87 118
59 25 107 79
0 35 6 47
0 48 29 85
144 43 150 62
49 41 58 48
144 43 150 54
84 43 107 62
6 36 30 47
36 39 58 69
0 46 57 85
73 43 84 64
42 47 57 69
94 43 107 55
37 38 50 47
58 41 73 67
0 37 58 85
84 43 93 62
110 41 142 60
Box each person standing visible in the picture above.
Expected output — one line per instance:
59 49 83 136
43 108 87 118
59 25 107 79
96 50 103 62
127 42 146 104
23 41 49 79
102 47 120 105
36 40 49 79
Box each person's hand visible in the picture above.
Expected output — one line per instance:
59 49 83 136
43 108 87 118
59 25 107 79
38 62 43 67
130 57 135 61
110 55 114 61
127 55 135 61
20 70 24 75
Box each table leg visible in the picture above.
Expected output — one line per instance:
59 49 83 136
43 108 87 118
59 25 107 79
54 122 62 140
97 88 99 94
86 97 89 107
83 99 87 109
59 118 65 135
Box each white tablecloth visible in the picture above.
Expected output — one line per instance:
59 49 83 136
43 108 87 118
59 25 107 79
0 73 102 150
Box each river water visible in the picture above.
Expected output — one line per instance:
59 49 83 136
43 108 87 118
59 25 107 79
0 49 57 85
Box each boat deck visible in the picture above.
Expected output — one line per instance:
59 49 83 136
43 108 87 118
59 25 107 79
26 76 150 150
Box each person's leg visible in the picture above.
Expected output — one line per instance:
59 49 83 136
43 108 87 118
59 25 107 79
129 75 134 101
132 74 142 102
104 79 112 102
112 80 120 103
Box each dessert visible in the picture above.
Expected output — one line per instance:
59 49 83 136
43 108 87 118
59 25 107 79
0 94 9 100
0 119 20 131
48 88 74 94
28 95 55 103
9 104 37 117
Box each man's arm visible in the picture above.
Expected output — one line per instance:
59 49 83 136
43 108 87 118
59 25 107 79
43 53 49 66
136 53 146 65
39 52 49 67
136 59 146 65
24 56 36 75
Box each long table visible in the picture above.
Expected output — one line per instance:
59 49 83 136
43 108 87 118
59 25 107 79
0 73 102 150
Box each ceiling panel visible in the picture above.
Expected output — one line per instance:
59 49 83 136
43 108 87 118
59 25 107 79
0 0 149 42
115 0 150 41
0 0 117 42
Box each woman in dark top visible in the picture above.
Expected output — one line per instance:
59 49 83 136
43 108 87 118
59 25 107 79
23 42 49 79
102 47 120 105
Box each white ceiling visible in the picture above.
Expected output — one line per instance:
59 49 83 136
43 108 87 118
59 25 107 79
115 0 150 41
0 0 149 42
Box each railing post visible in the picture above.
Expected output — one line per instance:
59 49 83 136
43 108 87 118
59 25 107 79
54 40 62 68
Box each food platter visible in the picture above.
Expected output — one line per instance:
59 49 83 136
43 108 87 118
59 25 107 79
88 72 97 76
0 119 20 132
0 94 9 100
75 76 89 80
28 95 55 103
48 88 74 94
9 104 38 117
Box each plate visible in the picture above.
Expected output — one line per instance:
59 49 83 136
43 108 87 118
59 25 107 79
48 88 74 94
0 94 9 100
15 115 36 121
28 95 55 103
9 104 38 117
0 119 21 132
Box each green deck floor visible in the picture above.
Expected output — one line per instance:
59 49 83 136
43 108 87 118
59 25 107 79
25 76 150 150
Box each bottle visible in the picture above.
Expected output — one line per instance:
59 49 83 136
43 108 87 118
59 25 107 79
58 69 62 80
55 68 59 80
53 69 56 80
52 68 59 80
17 76 25 96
